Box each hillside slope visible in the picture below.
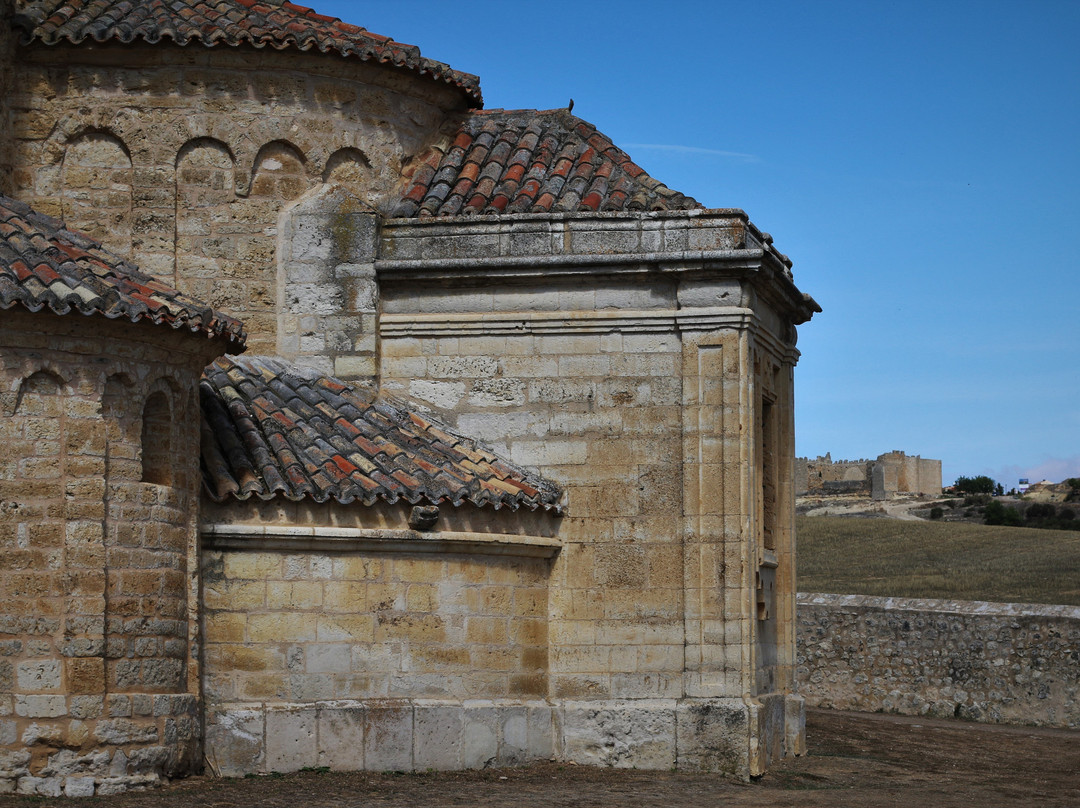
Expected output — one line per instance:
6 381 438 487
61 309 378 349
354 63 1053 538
797 516 1080 606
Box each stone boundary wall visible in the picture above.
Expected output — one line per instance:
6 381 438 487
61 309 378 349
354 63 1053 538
796 594 1080 728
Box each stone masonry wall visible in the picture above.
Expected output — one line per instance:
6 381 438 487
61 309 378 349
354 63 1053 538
373 211 811 777
0 311 218 796
201 547 551 707
379 303 690 704
198 498 558 776
797 593 1080 729
0 0 14 194
8 43 464 352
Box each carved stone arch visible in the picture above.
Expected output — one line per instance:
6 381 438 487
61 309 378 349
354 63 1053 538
250 140 309 202
13 368 67 416
323 146 372 190
174 137 237 286
60 129 133 255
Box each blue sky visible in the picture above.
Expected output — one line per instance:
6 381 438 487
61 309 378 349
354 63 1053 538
317 0 1079 486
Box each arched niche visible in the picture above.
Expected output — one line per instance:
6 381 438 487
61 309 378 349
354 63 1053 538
174 137 237 287
60 131 133 255
14 369 65 416
323 147 371 187
250 140 308 201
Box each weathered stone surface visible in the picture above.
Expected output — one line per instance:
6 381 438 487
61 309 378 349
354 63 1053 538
64 776 96 797
797 594 1080 729
204 708 264 777
363 704 413 772
2 1 818 782
265 708 318 773
560 701 676 769
317 706 364 771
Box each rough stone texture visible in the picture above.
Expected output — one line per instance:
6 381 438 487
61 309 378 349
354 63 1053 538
201 533 551 705
2 3 820 784
0 309 219 794
6 43 465 353
0 0 14 193
370 211 815 777
275 188 380 382
797 594 1080 728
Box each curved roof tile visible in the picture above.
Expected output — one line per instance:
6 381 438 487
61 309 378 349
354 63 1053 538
12 0 482 106
0 194 247 349
200 355 565 514
394 109 701 218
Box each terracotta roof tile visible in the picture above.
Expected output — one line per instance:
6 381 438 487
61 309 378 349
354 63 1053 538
200 355 565 514
394 109 701 218
0 194 246 348
13 0 482 105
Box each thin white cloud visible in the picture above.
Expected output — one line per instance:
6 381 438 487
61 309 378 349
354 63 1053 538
990 457 1080 487
623 143 759 162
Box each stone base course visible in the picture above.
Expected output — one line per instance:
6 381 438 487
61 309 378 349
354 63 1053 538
206 700 555 776
797 593 1080 728
205 695 804 781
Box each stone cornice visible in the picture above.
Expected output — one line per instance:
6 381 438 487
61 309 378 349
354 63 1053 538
201 523 562 559
380 307 801 364
375 248 765 279
374 250 818 327
380 307 753 336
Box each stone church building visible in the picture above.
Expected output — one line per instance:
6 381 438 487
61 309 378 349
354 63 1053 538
0 0 819 796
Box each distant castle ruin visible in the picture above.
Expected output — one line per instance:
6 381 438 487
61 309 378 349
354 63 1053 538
795 451 941 500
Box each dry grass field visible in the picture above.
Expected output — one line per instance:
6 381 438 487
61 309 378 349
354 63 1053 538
796 516 1080 606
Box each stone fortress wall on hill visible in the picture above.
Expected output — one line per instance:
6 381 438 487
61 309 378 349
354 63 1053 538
795 452 941 500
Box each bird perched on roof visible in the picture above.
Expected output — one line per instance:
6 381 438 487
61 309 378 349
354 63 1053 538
568 98 574 113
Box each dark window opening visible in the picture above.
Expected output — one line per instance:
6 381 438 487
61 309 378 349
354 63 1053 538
141 391 172 485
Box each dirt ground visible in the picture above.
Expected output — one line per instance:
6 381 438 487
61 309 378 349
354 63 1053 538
2 708 1078 808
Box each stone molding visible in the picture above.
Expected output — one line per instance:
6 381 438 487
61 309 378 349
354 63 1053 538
201 523 562 558
380 308 799 364
380 307 752 335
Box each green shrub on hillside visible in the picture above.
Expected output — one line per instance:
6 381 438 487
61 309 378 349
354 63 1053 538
955 475 999 495
985 500 1022 526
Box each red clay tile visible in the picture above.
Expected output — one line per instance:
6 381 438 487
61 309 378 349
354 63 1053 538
0 194 245 348
200 356 565 512
394 109 700 218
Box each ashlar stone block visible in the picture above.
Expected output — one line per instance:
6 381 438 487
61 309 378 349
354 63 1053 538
317 705 364 771
363 704 413 772
559 700 676 769
413 703 463 770
265 707 318 773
